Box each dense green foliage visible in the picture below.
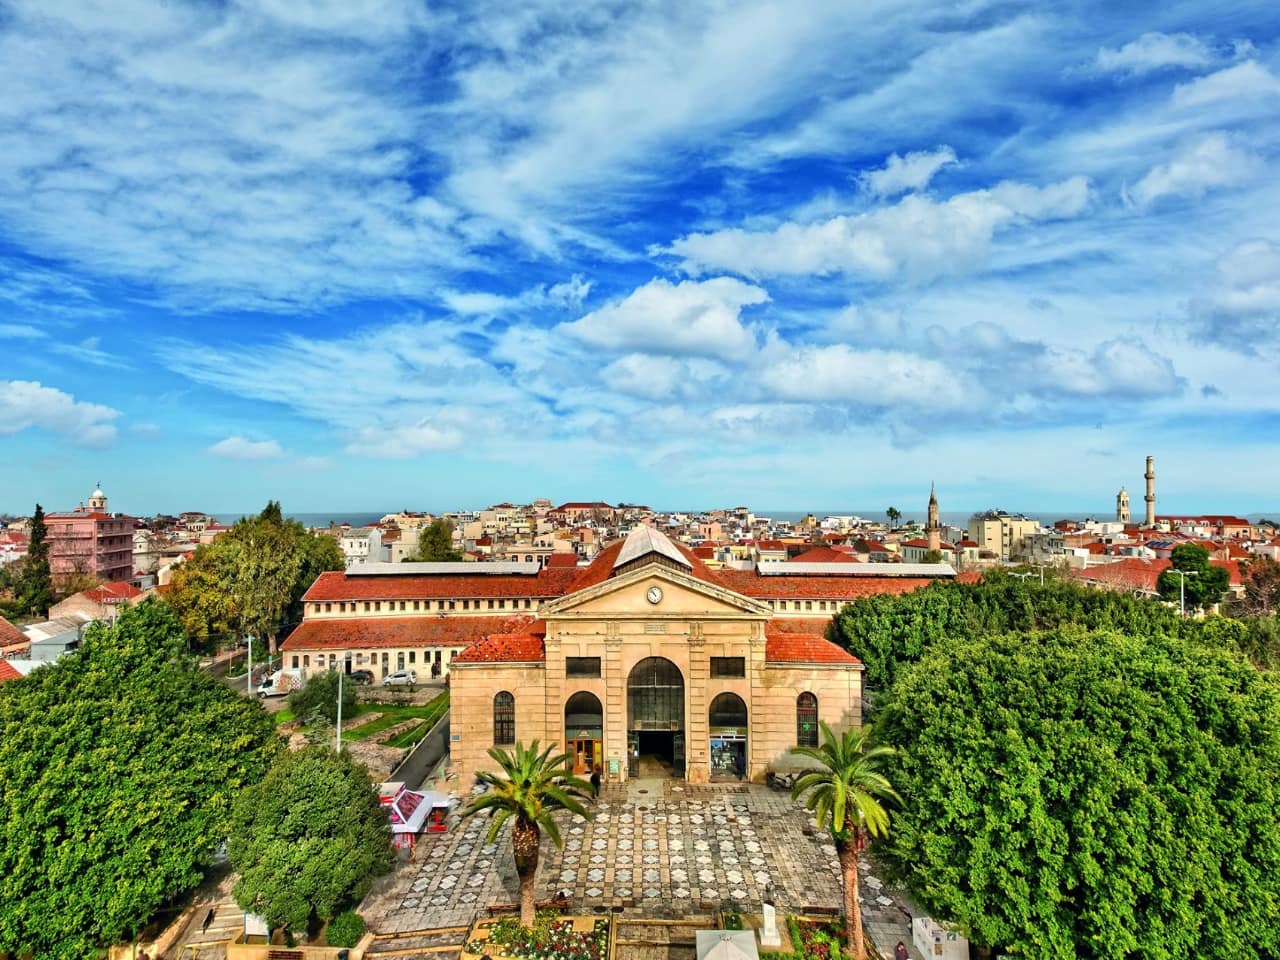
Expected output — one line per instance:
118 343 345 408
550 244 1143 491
288 669 358 725
1156 542 1230 611
828 572 1190 689
0 599 281 960
324 909 366 948
402 518 463 562
229 746 393 935
0 503 53 619
165 501 343 651
874 628 1280 960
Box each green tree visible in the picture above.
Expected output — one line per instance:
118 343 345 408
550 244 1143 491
4 503 53 619
403 519 463 562
461 741 592 928
230 508 303 655
1156 542 1230 612
921 549 944 563
0 599 280 960
885 506 901 527
874 628 1280 959
165 538 242 645
229 746 392 936
791 725 898 960
288 669 357 726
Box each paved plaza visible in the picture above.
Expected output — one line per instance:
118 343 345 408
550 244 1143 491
363 780 924 959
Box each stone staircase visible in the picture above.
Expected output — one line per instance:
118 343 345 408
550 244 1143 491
364 924 470 960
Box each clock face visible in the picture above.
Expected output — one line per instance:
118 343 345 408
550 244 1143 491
646 586 663 605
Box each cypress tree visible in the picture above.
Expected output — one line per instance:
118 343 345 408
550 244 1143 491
19 503 54 618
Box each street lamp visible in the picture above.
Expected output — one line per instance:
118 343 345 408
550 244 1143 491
1170 568 1199 617
336 653 352 752
1011 565 1044 586
246 636 254 695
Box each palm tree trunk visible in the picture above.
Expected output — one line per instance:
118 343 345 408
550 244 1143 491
512 817 541 929
837 835 865 960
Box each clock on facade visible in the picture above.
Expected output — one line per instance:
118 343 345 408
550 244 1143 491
646 586 663 604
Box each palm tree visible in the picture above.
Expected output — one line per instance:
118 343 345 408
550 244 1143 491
886 506 901 527
461 741 593 928
792 723 899 960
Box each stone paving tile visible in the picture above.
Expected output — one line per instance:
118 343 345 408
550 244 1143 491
364 783 899 935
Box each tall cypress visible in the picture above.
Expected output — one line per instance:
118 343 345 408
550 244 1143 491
20 504 54 618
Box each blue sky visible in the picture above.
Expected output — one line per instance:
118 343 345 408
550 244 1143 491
2 0 1279 517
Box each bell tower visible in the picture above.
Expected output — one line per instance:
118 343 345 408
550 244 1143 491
88 482 108 513
1116 487 1130 524
926 483 941 553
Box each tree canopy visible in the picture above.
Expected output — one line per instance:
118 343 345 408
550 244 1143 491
229 746 393 935
164 502 344 651
403 518 463 562
0 503 53 620
0 599 281 960
873 628 1280 960
1234 556 1280 617
1156 542 1230 611
288 669 357 726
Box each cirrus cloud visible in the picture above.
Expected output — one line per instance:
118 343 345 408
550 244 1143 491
208 436 285 460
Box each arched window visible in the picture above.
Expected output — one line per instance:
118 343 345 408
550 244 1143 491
797 692 819 747
494 691 515 745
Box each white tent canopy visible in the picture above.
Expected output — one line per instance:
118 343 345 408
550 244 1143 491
696 930 759 960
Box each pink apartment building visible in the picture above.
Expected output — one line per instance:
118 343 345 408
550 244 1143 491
45 486 133 585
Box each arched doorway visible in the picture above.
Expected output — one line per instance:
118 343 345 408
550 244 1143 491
627 657 685 778
708 692 748 780
564 691 603 775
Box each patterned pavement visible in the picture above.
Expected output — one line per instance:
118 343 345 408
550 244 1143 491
365 780 852 934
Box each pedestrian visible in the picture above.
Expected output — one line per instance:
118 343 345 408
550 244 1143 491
589 769 601 799
894 941 909 960
733 750 745 781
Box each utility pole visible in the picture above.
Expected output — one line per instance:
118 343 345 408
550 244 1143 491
336 661 344 753
246 636 253 695
1171 569 1198 617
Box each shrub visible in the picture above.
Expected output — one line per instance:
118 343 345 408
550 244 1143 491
326 910 366 948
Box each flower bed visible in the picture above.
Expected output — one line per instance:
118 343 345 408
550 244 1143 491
465 911 608 960
788 917 849 960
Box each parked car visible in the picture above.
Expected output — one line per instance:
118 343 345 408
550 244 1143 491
348 669 374 685
382 669 417 687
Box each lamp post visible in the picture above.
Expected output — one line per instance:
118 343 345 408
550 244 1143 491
246 636 253 695
336 654 351 752
1170 568 1199 617
1011 566 1044 586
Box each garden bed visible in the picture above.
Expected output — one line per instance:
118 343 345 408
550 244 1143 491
463 912 609 960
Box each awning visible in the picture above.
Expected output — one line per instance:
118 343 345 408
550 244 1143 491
696 930 759 960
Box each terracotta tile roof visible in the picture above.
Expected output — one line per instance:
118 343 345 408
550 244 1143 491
84 581 142 604
0 615 27 649
301 567 581 602
956 571 984 584
453 629 547 664
789 547 855 564
545 553 579 567
764 620 860 665
566 538 726 593
1070 557 1242 592
714 570 937 600
0 660 22 684
282 615 542 652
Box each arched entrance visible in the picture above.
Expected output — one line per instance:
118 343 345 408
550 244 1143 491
564 691 603 775
708 692 748 780
627 657 685 778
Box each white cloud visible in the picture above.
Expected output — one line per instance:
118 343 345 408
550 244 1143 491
1193 239 1280 350
1171 61 1280 108
559 277 767 357
439 274 593 316
1129 133 1263 207
601 354 730 400
208 436 285 460
857 146 957 197
0 380 118 446
668 177 1090 280
1094 33 1213 76
0 323 44 339
761 344 968 409
343 422 462 458
1043 340 1184 398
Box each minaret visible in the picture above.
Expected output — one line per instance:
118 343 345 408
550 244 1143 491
1116 487 1130 524
88 482 108 512
926 483 941 552
1144 456 1156 526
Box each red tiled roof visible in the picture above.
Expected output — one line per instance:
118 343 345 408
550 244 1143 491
764 620 859 665
789 547 855 564
1070 557 1242 592
714 570 938 600
546 553 579 568
0 615 27 649
757 540 787 551
956 571 984 584
0 660 23 684
302 567 581 602
282 615 542 652
453 630 547 664
84 581 143 604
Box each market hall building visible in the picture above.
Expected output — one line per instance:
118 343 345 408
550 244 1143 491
284 526 955 784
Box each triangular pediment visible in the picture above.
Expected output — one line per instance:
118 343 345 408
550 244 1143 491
543 560 770 618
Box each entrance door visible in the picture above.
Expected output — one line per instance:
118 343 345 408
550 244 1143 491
709 692 748 780
565 691 603 776
627 657 685 778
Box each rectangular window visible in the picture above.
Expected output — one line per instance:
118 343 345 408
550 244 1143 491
397 652 405 670
488 599 495 609
408 651 415 664
448 601 456 610
805 600 813 611
324 602 332 612
364 601 371 612
303 655 310 667
381 652 389 669
413 600 420 611
710 657 746 678
291 656 299 668
566 656 602 678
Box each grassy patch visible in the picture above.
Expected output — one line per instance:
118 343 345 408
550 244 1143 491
342 692 449 743
274 708 296 724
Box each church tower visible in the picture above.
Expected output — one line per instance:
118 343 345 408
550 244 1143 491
1116 487 1130 524
926 483 941 553
88 482 108 513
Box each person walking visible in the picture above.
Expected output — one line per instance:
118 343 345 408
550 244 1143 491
894 941 909 960
589 769 601 799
